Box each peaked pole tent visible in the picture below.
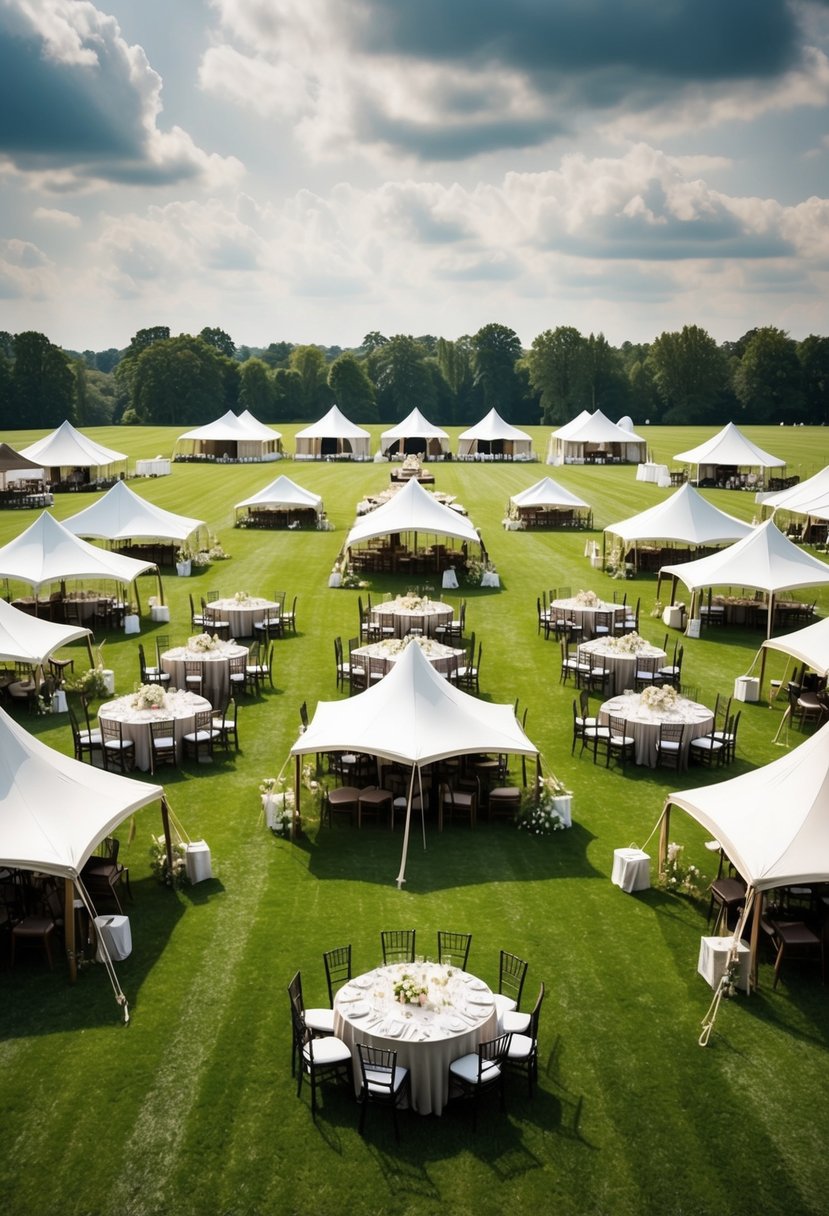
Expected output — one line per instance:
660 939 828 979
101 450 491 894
290 642 538 887
457 409 535 461
604 482 753 570
234 473 324 528
20 421 127 488
0 442 45 489
62 480 206 556
659 719 829 990
674 422 785 489
173 410 283 463
546 409 647 466
294 405 371 461
754 613 829 706
0 705 166 994
507 476 592 529
0 511 164 610
758 464 829 543
658 519 829 638
0 596 94 669
380 408 450 459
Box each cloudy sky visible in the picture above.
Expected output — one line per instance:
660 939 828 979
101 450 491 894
1 0 829 353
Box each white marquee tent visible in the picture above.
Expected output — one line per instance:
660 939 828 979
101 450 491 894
294 405 371 461
174 411 282 462
21 421 126 481
344 474 480 552
759 464 829 540
604 482 752 568
380 408 449 459
546 409 647 465
658 518 829 636
674 422 784 485
62 480 205 546
761 614 829 676
508 476 591 528
234 474 323 525
0 596 93 667
291 641 538 886
0 511 162 604
457 409 534 460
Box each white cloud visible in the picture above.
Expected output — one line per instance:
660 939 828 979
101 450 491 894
33 206 81 226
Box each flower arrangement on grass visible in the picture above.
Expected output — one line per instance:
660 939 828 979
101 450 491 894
340 570 369 589
131 683 167 710
188 632 221 653
260 776 294 834
641 684 679 711
517 775 571 835
394 973 429 1006
149 835 188 888
575 589 599 607
658 841 705 898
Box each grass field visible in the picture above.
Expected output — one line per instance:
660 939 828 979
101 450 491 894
1 423 828 1216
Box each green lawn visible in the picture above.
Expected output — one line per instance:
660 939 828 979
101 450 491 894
1 424 828 1216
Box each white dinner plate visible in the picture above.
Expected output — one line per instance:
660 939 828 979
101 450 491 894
467 994 494 1006
441 1016 464 1033
467 979 488 991
383 1020 404 1038
348 1001 370 1018
337 989 360 1003
351 976 373 989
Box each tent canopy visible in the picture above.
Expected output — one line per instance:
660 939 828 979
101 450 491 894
669 721 829 890
380 408 449 457
674 422 784 469
62 480 204 544
174 411 282 460
0 511 157 591
0 706 162 878
660 518 829 597
510 476 590 511
0 597 91 665
761 464 829 522
345 475 480 549
547 409 646 464
235 473 323 514
20 421 126 471
606 482 753 546
292 640 537 766
295 405 371 460
761 615 829 677
0 443 43 476
457 409 533 459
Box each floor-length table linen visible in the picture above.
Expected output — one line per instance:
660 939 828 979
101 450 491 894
370 598 454 639
351 636 464 678
598 691 714 769
98 689 211 771
334 962 498 1115
160 642 248 707
551 597 626 640
204 596 282 638
578 638 667 695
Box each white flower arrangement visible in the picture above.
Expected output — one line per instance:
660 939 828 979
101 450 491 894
606 631 646 654
188 632 221 653
233 591 251 605
393 972 429 1006
398 594 428 610
132 683 167 710
518 775 571 835
575 589 599 606
641 684 679 711
658 841 705 898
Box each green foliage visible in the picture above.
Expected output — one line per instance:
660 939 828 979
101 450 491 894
327 351 377 422
734 326 804 424
367 334 436 419
288 344 333 419
647 324 729 423
524 325 585 423
9 331 76 428
130 335 229 425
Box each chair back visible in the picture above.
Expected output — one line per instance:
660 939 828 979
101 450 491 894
499 950 528 1008
323 945 352 1005
358 1042 398 1098
381 929 416 965
478 1032 512 1079
526 981 545 1042
437 931 472 969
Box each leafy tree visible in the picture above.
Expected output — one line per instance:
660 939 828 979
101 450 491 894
288 345 333 419
470 323 523 420
259 342 293 369
199 327 236 359
272 367 303 420
797 335 829 425
12 331 76 427
732 327 803 424
95 348 121 374
124 326 171 360
73 362 116 425
646 325 728 424
367 335 436 419
524 326 585 424
436 336 475 424
328 352 378 422
239 358 276 420
130 335 226 425
360 332 388 355
0 352 13 428
574 332 629 416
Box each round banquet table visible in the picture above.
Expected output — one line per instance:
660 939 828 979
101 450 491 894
370 598 454 639
98 690 211 771
351 637 464 678
598 691 714 769
160 642 249 708
334 962 498 1116
205 596 282 638
578 638 666 695
551 597 626 640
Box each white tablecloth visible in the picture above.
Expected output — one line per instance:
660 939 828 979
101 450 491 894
135 458 171 477
636 463 669 484
370 599 454 639
578 638 667 695
552 597 626 640
334 962 498 1116
598 691 714 769
161 642 248 707
352 637 464 678
99 690 211 771
697 936 750 992
611 847 651 892
94 914 132 961
207 597 281 638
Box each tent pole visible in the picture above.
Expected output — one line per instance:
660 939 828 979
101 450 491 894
766 594 773 640
395 766 418 888
749 889 762 993
65 876 77 983
157 569 165 606
294 753 301 837
133 578 142 616
85 633 95 668
758 647 768 700
160 795 174 885
657 800 671 877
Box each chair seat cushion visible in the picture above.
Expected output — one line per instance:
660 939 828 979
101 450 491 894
304 1007 336 1034
501 1009 530 1033
449 1053 501 1084
506 1033 533 1061
303 1034 350 1065
493 993 516 1016
364 1065 408 1094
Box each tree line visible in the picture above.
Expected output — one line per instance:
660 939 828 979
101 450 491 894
0 322 826 432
